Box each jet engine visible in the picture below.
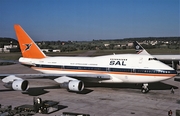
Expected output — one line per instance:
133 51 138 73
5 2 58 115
4 80 29 91
60 80 84 92
2 75 29 91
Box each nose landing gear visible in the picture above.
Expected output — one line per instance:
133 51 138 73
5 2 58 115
141 83 149 93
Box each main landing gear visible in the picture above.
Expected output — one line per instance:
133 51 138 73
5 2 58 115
141 83 149 93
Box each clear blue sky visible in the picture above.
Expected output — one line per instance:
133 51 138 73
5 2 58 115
0 0 179 41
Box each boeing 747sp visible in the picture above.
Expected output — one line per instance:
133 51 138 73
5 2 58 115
0 25 177 93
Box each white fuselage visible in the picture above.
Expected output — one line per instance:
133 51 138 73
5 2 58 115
19 54 177 83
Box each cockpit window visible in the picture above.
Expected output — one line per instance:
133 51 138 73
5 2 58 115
148 58 158 60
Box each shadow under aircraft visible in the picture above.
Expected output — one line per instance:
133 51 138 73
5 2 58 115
0 81 178 96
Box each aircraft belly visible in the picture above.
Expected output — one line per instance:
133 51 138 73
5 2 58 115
122 75 171 83
109 74 171 83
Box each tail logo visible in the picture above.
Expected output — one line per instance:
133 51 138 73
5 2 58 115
135 45 143 54
23 43 32 52
136 45 140 50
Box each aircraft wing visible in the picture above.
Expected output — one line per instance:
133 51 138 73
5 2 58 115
0 73 111 92
0 73 111 82
153 55 180 61
0 74 111 83
0 59 19 65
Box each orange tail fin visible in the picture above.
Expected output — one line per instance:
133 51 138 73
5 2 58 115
14 24 46 59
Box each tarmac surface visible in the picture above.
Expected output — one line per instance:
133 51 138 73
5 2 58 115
0 64 180 116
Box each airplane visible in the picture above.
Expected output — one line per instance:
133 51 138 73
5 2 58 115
0 25 177 94
133 41 180 70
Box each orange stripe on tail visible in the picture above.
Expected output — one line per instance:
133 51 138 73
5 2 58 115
14 24 46 59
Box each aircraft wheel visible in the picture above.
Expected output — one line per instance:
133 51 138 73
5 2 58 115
141 88 149 93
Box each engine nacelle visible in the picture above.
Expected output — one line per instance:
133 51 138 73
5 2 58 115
2 75 29 91
60 80 84 92
68 80 84 92
4 80 29 91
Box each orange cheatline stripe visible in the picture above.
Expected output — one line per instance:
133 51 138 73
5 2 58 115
32 67 176 77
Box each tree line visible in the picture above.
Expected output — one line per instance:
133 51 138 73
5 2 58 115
0 37 179 52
